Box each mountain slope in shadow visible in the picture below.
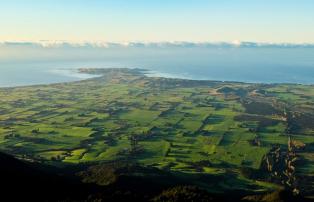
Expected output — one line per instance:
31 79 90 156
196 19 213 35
0 152 312 202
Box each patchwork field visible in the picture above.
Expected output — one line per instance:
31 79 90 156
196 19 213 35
0 68 313 196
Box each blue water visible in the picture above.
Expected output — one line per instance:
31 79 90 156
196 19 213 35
0 47 314 87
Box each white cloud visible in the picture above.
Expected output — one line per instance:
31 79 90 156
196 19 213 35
1 41 314 49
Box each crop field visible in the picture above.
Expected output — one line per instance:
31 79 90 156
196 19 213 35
0 68 313 195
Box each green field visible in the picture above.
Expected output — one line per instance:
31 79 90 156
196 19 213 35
0 68 313 196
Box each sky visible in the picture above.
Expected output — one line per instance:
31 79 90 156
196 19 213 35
0 0 314 43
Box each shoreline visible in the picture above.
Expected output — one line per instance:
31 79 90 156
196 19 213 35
0 67 313 89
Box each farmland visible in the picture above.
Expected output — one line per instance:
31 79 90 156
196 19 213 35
0 68 313 197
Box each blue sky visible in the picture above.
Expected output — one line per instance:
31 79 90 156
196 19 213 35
0 0 314 43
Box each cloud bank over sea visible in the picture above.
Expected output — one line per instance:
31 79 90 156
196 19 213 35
1 41 314 49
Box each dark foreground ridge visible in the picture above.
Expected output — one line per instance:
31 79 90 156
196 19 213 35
0 152 312 202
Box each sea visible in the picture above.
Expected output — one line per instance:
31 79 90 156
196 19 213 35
0 46 314 87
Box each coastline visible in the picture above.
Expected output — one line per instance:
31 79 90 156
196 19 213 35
0 67 313 89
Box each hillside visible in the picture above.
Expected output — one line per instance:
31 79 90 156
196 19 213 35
0 68 314 199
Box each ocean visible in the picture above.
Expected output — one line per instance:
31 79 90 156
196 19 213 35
1 46 314 87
